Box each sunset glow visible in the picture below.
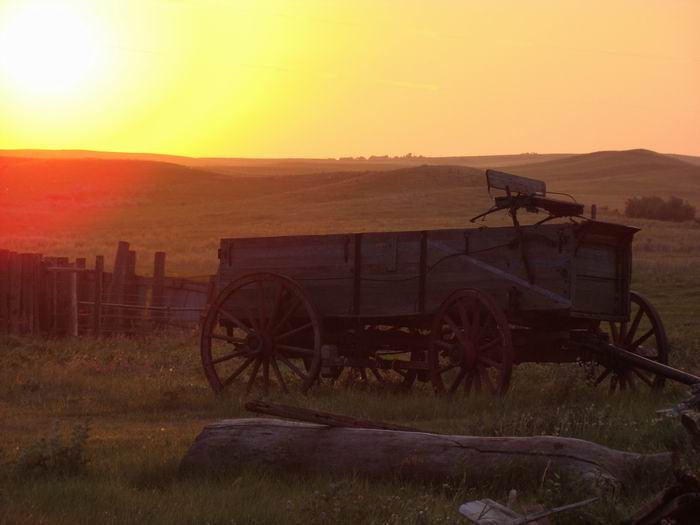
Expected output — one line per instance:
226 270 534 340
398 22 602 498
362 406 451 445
0 1 105 99
0 0 698 157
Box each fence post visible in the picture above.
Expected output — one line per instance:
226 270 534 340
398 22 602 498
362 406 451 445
68 263 78 337
8 252 21 334
93 255 104 338
55 257 70 336
591 204 597 220
152 251 166 330
0 250 10 333
107 241 130 336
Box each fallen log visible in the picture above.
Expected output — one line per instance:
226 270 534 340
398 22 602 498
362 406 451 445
180 418 672 487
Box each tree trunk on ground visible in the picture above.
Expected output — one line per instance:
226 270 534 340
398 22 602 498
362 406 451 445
179 418 672 487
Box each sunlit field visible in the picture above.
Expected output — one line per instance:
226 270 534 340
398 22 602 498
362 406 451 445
1 177 699 523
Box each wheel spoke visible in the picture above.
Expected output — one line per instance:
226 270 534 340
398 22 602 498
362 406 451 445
211 349 247 365
478 355 501 368
210 334 248 344
480 367 497 395
471 301 481 339
246 358 262 393
222 356 256 387
246 307 261 331
457 303 470 335
444 314 468 347
262 358 270 396
267 282 286 330
275 344 315 356
275 322 313 342
437 363 458 375
608 322 619 343
270 356 288 393
632 367 654 388
277 354 309 381
473 367 482 393
370 366 385 383
256 280 268 330
464 371 474 394
594 368 611 386
271 297 302 334
625 306 644 346
359 367 368 382
478 338 501 353
447 367 468 395
630 328 654 351
218 309 252 334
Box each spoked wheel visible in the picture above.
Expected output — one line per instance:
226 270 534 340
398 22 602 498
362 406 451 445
429 289 513 396
200 273 322 395
341 350 421 389
593 291 669 392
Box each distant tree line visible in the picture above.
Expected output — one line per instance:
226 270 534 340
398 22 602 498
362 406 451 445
624 196 696 222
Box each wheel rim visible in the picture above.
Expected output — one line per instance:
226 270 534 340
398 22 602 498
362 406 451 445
201 273 322 395
429 289 513 396
594 291 669 392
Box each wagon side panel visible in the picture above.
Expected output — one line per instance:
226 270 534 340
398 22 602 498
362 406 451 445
218 235 355 315
571 222 636 320
358 231 423 316
425 225 574 315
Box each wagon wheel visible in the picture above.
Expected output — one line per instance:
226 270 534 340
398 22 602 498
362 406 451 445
338 325 423 389
347 351 420 389
429 289 513 396
593 291 669 392
200 273 322 395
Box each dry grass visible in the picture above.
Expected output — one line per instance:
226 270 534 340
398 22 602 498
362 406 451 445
1 151 700 523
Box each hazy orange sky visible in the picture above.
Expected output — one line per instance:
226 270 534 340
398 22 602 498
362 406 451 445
0 0 698 158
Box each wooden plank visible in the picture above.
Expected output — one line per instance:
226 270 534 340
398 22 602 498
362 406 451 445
54 257 70 336
8 252 22 334
93 255 104 337
29 254 42 335
486 169 546 196
106 241 130 335
151 251 166 329
0 250 9 333
68 262 78 337
74 258 86 335
20 254 35 334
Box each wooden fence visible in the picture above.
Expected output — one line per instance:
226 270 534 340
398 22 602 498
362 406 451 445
0 241 214 338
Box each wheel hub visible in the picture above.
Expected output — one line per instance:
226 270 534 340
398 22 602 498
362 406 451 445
246 333 265 354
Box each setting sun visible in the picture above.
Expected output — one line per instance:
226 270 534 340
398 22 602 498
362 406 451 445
0 1 103 99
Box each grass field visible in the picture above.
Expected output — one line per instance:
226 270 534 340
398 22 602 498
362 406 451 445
1 150 700 523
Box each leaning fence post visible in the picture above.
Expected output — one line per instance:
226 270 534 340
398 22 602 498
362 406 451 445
93 255 104 338
107 241 130 336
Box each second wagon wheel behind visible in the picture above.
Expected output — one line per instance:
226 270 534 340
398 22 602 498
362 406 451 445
429 289 513 396
593 290 669 392
200 273 323 395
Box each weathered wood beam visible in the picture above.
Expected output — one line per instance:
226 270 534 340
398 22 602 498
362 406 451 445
180 418 672 487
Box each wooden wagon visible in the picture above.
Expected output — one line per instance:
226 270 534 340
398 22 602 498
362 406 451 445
201 170 697 396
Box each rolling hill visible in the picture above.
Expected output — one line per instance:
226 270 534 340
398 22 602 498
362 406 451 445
502 149 700 210
1 148 698 274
